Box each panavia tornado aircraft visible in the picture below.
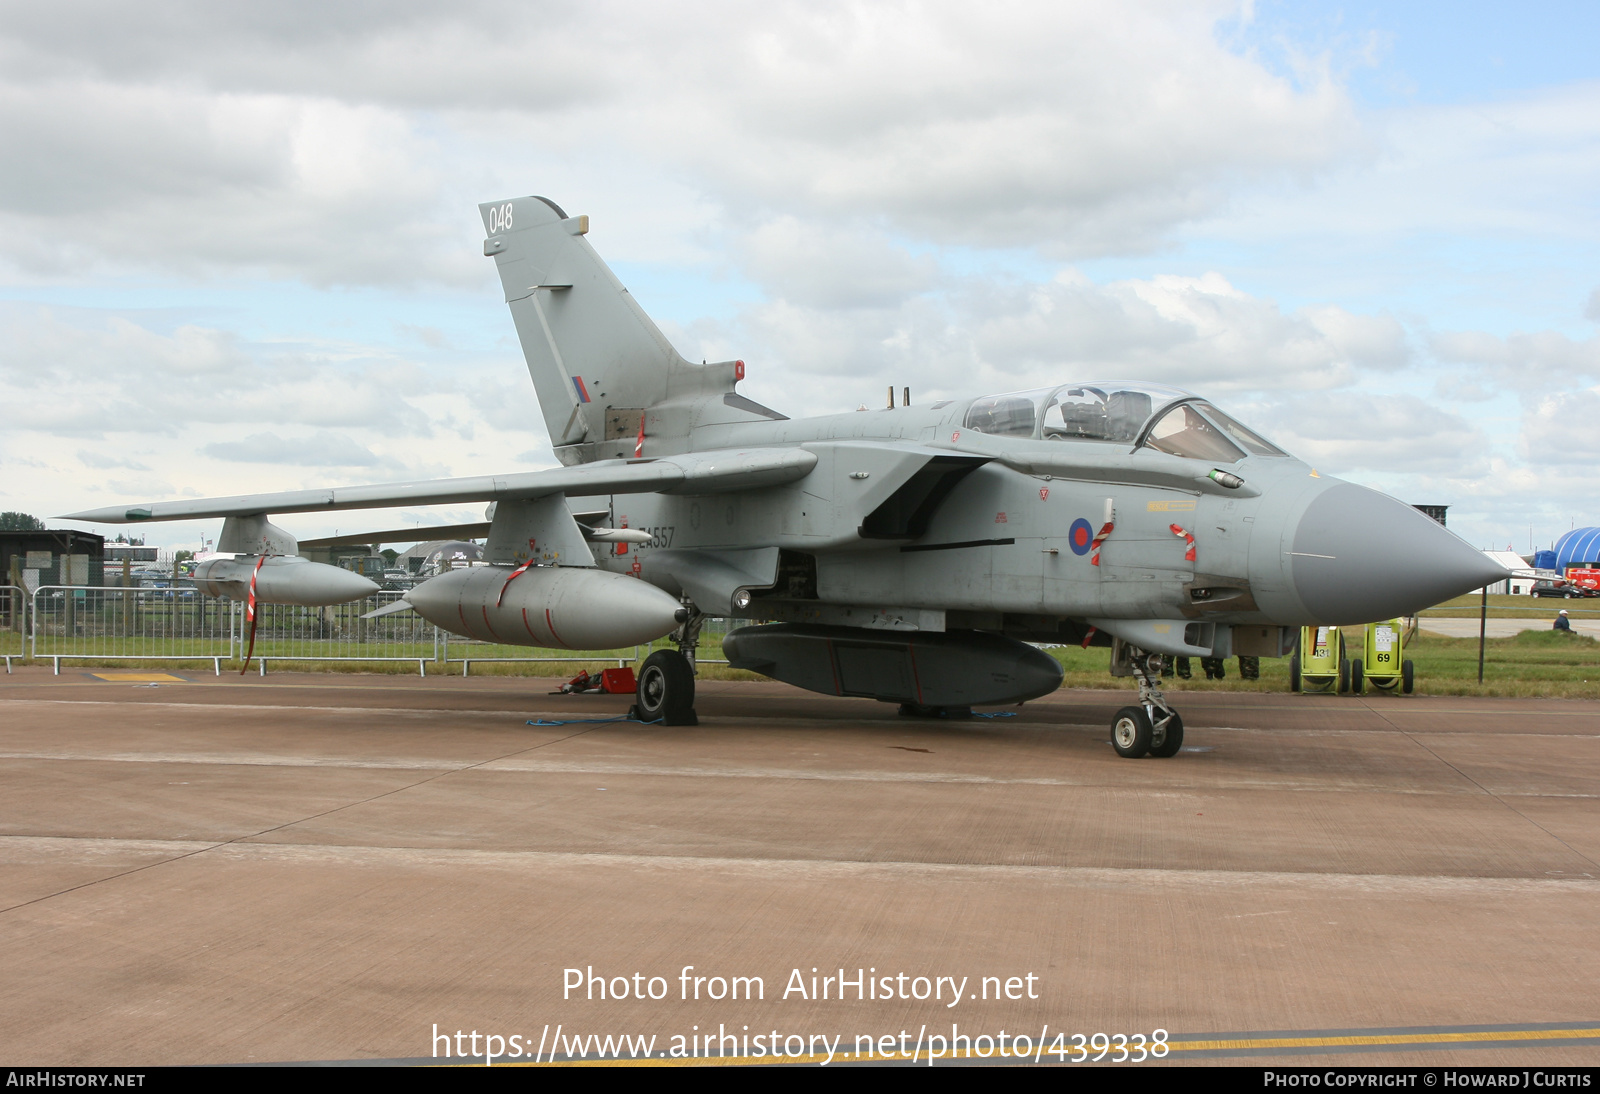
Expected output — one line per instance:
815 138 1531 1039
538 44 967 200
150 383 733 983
66 195 1507 757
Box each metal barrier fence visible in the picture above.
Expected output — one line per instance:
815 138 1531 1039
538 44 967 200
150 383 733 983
30 584 234 674
2 585 26 671
248 590 438 676
23 585 733 676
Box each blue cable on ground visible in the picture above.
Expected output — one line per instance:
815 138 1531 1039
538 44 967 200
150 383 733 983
527 715 663 726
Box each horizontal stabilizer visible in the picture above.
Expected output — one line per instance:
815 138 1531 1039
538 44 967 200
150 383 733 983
300 524 492 549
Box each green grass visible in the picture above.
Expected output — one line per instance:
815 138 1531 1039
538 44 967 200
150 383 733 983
1378 629 1600 698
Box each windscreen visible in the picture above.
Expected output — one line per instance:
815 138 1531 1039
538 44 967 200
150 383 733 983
1189 402 1286 457
1143 403 1248 462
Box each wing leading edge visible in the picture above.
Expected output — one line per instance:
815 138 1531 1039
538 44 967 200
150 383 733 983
63 448 819 524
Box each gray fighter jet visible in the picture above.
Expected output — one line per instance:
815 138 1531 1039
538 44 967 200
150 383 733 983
66 195 1507 756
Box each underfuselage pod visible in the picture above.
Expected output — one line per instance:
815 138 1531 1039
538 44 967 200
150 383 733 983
193 555 380 606
407 565 688 650
723 624 1065 707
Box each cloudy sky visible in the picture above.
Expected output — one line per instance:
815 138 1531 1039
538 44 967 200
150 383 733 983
2 0 1597 554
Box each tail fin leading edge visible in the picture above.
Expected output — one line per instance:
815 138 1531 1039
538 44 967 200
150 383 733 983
480 195 687 453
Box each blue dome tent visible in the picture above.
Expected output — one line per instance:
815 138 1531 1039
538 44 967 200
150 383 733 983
1553 528 1600 571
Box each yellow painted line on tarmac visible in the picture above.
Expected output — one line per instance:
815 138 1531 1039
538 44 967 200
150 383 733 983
88 672 187 682
1167 1026 1600 1052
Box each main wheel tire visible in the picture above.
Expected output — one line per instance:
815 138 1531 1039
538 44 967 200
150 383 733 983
1148 712 1185 757
1350 658 1365 695
1402 659 1415 694
1338 657 1350 694
635 650 697 725
1111 706 1153 758
1289 653 1301 692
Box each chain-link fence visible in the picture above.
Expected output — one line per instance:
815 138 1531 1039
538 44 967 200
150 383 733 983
24 584 733 676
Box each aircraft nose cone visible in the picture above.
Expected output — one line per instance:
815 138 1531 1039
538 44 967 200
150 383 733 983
1291 483 1509 624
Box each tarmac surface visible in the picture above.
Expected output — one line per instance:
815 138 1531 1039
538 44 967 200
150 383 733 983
1 666 1598 1068
1420 616 1600 638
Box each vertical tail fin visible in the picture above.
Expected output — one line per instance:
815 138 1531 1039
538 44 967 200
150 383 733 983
482 195 727 457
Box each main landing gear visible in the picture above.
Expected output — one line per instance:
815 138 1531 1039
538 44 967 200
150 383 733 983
631 600 702 726
1110 650 1184 759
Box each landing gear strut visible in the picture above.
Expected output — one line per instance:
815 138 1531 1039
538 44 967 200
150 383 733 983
674 602 706 675
1110 650 1184 758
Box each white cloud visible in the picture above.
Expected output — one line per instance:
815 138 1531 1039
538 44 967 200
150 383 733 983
1269 392 1489 476
0 304 543 521
202 431 383 467
1521 388 1600 465
978 272 1408 389
1192 80 1600 248
693 267 1413 417
1431 328 1600 384
0 1 1361 284
76 451 150 471
739 218 937 310
0 84 458 284
0 304 435 435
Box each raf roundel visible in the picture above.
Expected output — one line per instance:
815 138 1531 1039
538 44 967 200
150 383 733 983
1069 517 1094 556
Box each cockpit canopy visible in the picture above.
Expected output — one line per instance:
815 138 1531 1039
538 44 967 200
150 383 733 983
962 381 1287 463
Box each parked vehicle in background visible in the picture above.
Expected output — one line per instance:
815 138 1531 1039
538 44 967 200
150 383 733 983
381 569 415 591
337 555 388 582
1567 567 1600 592
1532 578 1589 598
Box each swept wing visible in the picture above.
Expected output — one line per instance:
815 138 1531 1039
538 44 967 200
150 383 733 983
64 448 818 524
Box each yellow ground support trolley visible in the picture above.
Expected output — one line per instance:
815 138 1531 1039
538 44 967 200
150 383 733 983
1350 618 1414 695
1290 625 1349 693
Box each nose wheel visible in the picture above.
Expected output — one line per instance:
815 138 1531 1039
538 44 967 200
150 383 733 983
1110 651 1185 758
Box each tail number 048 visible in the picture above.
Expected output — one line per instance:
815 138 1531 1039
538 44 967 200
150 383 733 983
487 203 514 234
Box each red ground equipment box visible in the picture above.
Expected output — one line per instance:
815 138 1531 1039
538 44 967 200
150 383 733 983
555 667 637 695
600 667 637 694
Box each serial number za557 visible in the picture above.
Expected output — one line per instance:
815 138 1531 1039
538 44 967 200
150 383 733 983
636 526 675 549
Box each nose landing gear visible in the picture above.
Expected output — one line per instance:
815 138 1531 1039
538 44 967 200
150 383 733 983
1110 650 1185 758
